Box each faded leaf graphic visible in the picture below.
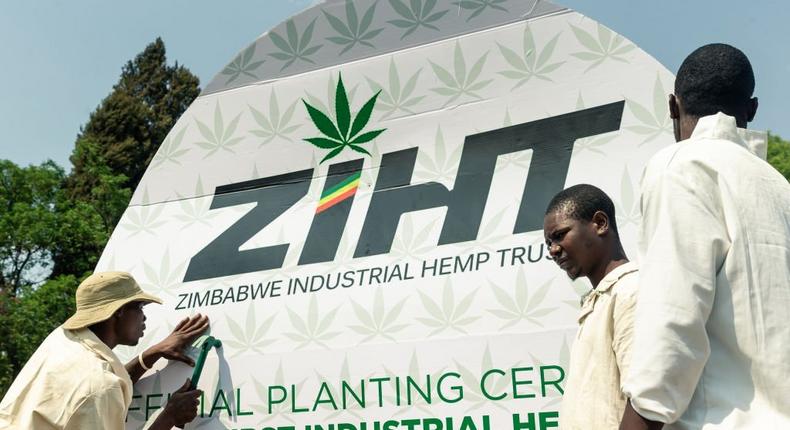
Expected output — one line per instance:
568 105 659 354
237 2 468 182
415 279 479 335
387 0 449 39
223 303 277 357
488 270 557 328
251 363 305 424
625 74 672 144
152 126 189 168
391 214 437 260
365 59 425 119
414 126 462 183
429 42 492 106
221 44 264 84
573 93 618 155
173 177 219 229
140 248 187 297
283 295 341 348
569 23 636 71
194 102 244 157
249 90 301 146
453 0 508 22
268 19 323 70
614 166 640 228
323 1 384 55
455 344 519 412
348 288 409 342
497 25 564 89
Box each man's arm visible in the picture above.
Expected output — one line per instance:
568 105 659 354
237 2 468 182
126 314 209 383
621 159 728 424
620 400 663 430
147 379 202 430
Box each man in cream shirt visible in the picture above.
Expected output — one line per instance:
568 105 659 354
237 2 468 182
543 184 637 429
0 271 210 429
621 44 790 429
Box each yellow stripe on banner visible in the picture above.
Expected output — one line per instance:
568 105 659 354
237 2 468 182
318 178 359 206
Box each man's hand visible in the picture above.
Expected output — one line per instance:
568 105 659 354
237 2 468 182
149 379 202 430
126 314 210 383
150 314 210 366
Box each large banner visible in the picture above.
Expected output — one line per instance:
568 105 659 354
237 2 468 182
104 1 675 428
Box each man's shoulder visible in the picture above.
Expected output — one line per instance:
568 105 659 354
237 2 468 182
43 328 125 393
610 265 639 299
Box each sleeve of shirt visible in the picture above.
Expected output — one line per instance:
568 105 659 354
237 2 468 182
623 159 730 423
612 281 638 392
64 385 127 430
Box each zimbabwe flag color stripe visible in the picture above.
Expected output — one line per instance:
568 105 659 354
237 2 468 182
316 172 361 213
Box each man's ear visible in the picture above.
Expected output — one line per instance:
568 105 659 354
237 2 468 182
592 211 609 236
669 94 680 120
747 97 758 122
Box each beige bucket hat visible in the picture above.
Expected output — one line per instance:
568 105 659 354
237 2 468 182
63 271 162 330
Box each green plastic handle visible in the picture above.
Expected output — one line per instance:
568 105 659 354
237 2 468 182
189 336 222 390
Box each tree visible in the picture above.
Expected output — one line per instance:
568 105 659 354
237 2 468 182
66 37 200 197
55 38 199 275
0 275 81 397
768 132 790 181
0 161 63 297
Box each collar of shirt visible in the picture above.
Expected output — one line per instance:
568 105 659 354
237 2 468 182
578 261 638 323
690 112 768 160
64 327 133 405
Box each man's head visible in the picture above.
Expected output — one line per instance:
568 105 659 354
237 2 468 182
670 43 758 141
63 271 162 347
543 184 621 282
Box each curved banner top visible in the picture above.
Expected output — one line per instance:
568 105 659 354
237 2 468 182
102 1 675 428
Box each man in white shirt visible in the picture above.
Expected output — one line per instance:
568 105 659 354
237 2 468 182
0 271 210 429
621 44 790 429
543 184 637 429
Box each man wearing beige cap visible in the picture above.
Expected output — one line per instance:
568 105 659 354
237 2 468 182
0 271 210 429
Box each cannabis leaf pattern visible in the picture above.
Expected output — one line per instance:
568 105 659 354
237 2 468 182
365 59 425 119
429 42 492 106
223 303 277 357
249 90 301 146
625 74 672 144
488 270 557 328
173 177 219 229
141 249 186 298
416 279 479 335
119 201 166 236
323 1 384 55
302 73 385 163
347 287 409 342
414 126 462 183
614 166 640 228
453 0 508 22
497 25 564 89
573 93 617 155
388 0 449 39
569 23 636 71
251 363 305 424
455 344 518 412
268 19 323 70
283 295 341 348
221 44 264 84
194 102 243 157
151 126 188 168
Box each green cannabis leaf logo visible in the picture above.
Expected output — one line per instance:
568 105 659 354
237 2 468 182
302 72 385 163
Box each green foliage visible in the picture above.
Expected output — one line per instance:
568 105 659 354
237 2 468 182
0 275 81 397
0 38 200 396
768 132 790 181
67 37 200 196
0 160 63 296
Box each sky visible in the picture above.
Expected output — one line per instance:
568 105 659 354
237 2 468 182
1 0 788 169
